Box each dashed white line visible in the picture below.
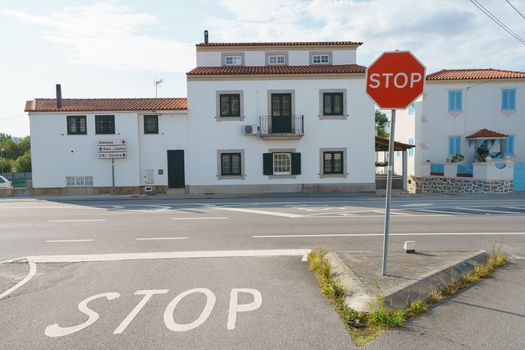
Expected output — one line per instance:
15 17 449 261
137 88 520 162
46 239 93 243
252 232 525 238
454 207 521 214
171 217 228 221
214 207 304 218
0 260 37 300
46 219 106 223
136 237 189 241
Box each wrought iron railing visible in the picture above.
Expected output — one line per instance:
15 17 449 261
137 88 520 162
259 115 304 135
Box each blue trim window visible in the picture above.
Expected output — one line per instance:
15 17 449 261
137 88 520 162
448 136 461 156
448 90 463 112
501 89 516 111
408 103 415 115
505 136 515 155
408 138 414 157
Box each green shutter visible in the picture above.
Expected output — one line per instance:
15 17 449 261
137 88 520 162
263 153 273 175
291 153 301 175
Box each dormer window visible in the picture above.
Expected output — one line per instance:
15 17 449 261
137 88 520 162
311 53 330 64
224 55 242 65
268 54 286 65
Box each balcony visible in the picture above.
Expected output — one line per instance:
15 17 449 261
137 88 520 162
259 115 304 140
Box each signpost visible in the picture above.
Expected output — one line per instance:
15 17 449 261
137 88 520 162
98 139 127 195
366 51 425 275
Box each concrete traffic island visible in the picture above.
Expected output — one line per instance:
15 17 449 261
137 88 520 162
329 249 488 312
308 247 507 346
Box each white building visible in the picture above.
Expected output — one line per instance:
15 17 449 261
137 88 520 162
25 36 376 195
395 68 525 193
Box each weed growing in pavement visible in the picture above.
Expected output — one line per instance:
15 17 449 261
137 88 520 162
307 246 508 346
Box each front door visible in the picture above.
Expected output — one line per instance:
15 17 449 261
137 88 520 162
514 163 525 192
271 93 292 133
167 150 185 189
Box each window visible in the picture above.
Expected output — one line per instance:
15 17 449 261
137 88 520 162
67 116 87 135
312 54 330 64
448 136 461 156
448 90 463 112
144 115 158 134
502 89 516 111
408 138 414 157
268 54 286 65
263 152 301 176
219 94 241 117
95 115 115 134
408 103 415 115
323 92 344 116
323 151 344 174
66 176 93 187
221 153 242 176
224 55 242 65
145 169 154 184
505 136 515 156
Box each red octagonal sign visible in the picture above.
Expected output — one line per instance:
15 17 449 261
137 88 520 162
366 51 426 110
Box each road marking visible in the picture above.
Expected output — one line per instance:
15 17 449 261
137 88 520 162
26 249 311 263
214 207 304 218
253 232 525 238
114 290 169 335
454 207 520 214
46 239 93 243
0 260 37 300
136 237 188 241
171 217 228 221
47 219 106 223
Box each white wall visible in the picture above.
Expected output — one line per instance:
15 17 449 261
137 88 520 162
415 81 525 176
186 77 375 187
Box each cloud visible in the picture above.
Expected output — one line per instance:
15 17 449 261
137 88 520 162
208 0 525 72
3 2 194 73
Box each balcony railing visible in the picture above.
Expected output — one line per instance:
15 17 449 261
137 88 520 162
259 115 304 139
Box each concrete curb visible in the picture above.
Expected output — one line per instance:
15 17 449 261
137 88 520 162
326 250 489 312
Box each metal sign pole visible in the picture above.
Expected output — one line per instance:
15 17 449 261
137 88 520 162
111 158 115 195
381 109 396 276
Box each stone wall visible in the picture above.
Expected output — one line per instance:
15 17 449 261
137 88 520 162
408 176 513 194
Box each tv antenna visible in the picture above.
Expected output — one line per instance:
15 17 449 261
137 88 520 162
153 78 164 97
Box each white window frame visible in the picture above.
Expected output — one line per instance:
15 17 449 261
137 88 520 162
268 54 286 65
312 54 330 64
65 176 93 187
224 55 242 66
273 153 292 175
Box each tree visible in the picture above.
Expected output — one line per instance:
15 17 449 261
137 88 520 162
375 110 389 138
0 133 12 143
15 152 31 172
0 158 14 173
0 138 20 160
18 136 31 155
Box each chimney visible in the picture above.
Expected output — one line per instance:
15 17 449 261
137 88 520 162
56 84 62 109
204 30 209 44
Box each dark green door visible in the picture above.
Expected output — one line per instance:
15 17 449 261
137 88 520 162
167 150 185 189
271 93 292 133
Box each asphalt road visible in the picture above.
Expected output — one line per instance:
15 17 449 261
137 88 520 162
1 194 524 349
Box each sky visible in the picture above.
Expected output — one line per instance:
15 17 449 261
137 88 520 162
1 0 524 137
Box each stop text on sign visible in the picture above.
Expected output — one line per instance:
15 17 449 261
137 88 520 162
368 72 423 89
45 288 262 338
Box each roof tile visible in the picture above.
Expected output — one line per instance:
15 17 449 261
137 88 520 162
196 41 363 47
427 69 525 81
466 128 508 139
187 64 366 76
25 98 187 112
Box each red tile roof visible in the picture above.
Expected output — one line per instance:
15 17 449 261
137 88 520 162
427 69 525 81
25 98 188 112
196 41 363 48
187 64 366 76
466 128 508 139
375 136 415 152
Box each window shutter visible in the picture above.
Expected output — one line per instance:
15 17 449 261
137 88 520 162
457 92 462 111
510 90 516 110
507 136 514 155
291 153 301 175
263 153 273 175
455 137 461 155
448 137 454 156
448 91 454 111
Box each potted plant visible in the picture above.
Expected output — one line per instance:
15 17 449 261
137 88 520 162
476 147 489 162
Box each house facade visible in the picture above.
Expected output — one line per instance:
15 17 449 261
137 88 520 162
25 37 376 194
395 69 525 193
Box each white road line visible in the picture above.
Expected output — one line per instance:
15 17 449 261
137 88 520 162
411 208 463 215
47 219 106 223
0 260 37 300
26 249 312 263
171 217 228 221
454 207 520 214
136 237 188 241
302 214 450 218
46 239 93 243
214 207 304 218
252 232 525 238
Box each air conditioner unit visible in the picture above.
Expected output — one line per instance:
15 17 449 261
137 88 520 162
243 125 258 135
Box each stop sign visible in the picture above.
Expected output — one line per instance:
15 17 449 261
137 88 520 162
366 51 425 109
